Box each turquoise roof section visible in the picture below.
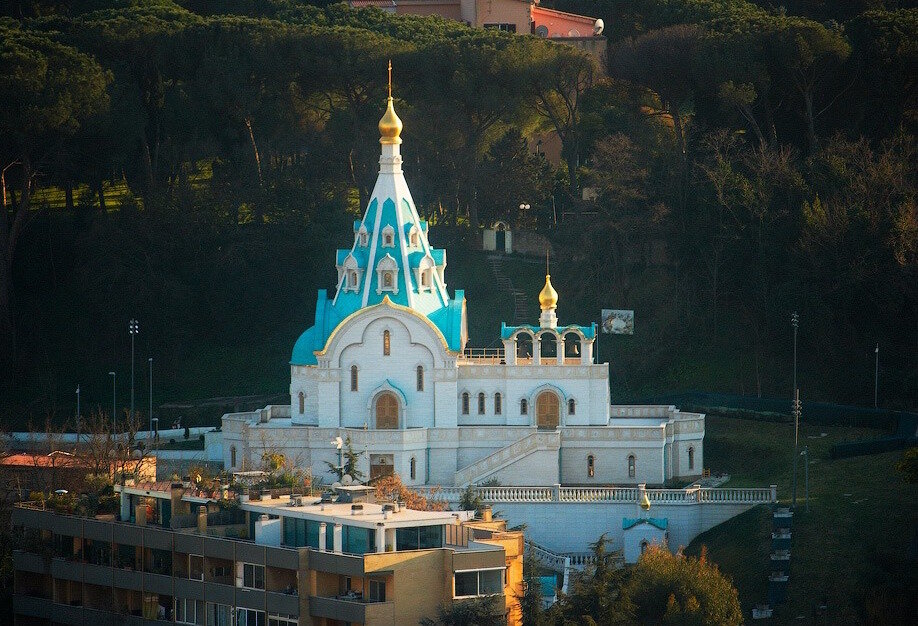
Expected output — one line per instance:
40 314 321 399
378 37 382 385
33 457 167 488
622 517 668 531
291 128 463 367
501 322 597 340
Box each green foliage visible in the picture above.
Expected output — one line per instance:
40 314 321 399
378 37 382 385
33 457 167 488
896 446 918 483
458 485 483 514
419 595 506 626
324 435 364 482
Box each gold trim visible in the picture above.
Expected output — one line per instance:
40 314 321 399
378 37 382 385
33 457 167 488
314 297 457 358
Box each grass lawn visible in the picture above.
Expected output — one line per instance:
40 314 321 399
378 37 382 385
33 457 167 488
686 416 917 623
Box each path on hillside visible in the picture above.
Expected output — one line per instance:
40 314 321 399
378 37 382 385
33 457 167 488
487 254 530 325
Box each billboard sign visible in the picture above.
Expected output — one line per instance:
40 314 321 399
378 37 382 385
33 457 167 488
601 309 634 335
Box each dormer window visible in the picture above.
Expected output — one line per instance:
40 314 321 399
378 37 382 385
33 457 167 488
416 254 436 293
381 225 395 248
357 224 369 247
376 254 399 294
410 231 419 247
341 254 362 293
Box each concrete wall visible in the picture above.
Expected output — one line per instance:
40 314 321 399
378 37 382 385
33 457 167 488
492 501 765 554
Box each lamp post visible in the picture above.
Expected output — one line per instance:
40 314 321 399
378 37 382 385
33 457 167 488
109 371 117 434
151 417 159 442
874 343 879 409
330 436 344 478
76 385 81 445
801 446 809 513
792 389 801 509
148 357 153 439
791 312 798 397
129 319 139 421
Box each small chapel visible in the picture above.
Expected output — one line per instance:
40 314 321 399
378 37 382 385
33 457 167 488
222 74 704 489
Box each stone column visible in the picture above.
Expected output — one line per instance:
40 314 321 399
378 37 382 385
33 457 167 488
120 490 131 521
502 339 516 365
375 523 386 553
581 340 593 365
333 524 343 553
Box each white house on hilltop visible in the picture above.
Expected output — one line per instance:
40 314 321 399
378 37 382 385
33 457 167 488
221 86 704 490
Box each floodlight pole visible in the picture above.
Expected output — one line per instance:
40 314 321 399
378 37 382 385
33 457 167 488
76 385 81 446
802 446 809 513
148 357 153 439
109 371 117 434
792 389 801 509
129 319 139 422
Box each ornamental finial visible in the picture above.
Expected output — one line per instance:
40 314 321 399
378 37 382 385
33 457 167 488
379 60 402 145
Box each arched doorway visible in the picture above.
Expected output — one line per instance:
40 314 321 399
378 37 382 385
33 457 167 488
375 392 399 429
536 391 560 429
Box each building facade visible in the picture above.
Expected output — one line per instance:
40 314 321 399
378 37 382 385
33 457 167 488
10 483 523 626
222 90 705 491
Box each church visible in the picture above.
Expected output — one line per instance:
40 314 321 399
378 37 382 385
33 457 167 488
221 82 705 490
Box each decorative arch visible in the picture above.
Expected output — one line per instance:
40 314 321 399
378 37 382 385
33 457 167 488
366 381 407 430
538 331 558 362
416 254 436 292
341 254 362 293
563 331 581 360
515 331 534 361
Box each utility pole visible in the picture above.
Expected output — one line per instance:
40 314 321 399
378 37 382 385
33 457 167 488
129 319 139 422
792 389 801 509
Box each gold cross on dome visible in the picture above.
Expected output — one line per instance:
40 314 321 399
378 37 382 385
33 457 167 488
387 60 392 99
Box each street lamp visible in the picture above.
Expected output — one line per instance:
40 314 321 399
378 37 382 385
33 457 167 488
148 357 153 439
76 385 81 445
874 343 879 409
792 389 801 509
330 436 344 478
129 319 139 421
800 446 809 513
791 312 798 397
109 371 117 434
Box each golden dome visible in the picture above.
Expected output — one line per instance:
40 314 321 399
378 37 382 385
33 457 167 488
539 274 558 309
379 97 402 145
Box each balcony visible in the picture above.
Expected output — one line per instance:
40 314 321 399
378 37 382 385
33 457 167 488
12 550 47 574
267 590 300 615
13 594 52 619
310 595 394 623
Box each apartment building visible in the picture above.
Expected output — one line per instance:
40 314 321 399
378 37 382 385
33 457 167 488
10 483 523 626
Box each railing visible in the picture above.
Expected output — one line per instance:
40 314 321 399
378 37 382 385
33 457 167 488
526 540 624 573
429 485 776 505
454 431 560 486
461 347 505 362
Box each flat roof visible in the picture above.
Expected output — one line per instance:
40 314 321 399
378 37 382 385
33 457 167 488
243 496 465 529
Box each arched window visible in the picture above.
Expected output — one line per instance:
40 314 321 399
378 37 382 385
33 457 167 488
298 391 305 415
420 270 430 287
568 398 576 415
587 454 595 478
351 366 358 392
688 446 695 470
349 270 358 288
410 232 419 246
416 365 424 391
461 392 470 415
478 392 486 415
410 457 416 480
230 446 237 468
520 398 528 415
494 393 502 415
383 272 393 288
383 330 390 356
628 454 636 479
640 539 649 554
384 234 393 246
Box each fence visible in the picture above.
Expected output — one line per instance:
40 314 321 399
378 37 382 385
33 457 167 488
426 485 776 505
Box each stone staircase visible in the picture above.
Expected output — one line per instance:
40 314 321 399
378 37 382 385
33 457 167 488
487 255 530 325
454 430 560 486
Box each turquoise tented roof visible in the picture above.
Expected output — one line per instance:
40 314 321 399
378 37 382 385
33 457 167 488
622 517 668 531
501 322 597 340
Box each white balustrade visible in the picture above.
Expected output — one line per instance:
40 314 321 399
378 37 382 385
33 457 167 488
429 485 775 506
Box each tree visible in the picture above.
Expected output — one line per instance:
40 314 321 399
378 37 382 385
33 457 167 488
896 447 918 484
0 23 110 361
519 553 547 626
615 546 742 626
419 595 506 626
526 41 596 195
324 435 364 482
374 473 447 511
551 534 627 624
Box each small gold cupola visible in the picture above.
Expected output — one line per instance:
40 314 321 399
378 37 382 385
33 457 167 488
539 274 558 310
538 251 559 329
379 60 402 145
